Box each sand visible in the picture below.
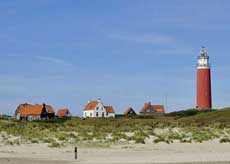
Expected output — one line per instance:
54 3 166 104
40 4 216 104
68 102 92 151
1 141 230 164
0 158 71 164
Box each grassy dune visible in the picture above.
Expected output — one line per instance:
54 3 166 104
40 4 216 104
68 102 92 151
1 108 230 147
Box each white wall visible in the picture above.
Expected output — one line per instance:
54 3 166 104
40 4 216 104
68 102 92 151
107 112 115 117
27 115 41 121
83 110 94 118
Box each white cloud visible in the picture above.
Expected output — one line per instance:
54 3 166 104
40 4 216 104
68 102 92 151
107 32 174 45
36 56 73 67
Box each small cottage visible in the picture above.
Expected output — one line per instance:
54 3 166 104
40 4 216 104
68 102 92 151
124 107 136 116
83 99 115 118
139 102 165 116
15 103 55 121
56 109 71 118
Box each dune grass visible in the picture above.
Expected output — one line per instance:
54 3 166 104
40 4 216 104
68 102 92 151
0 108 230 147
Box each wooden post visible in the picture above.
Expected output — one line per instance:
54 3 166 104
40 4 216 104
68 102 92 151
75 147 77 160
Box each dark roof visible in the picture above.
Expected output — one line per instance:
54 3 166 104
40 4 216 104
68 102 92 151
124 107 136 115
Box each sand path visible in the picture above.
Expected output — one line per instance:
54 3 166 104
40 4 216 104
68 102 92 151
0 141 230 163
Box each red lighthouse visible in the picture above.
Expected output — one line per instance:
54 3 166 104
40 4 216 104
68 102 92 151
196 47 212 109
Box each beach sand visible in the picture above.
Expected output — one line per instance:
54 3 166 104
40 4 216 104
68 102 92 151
0 158 72 164
1 141 230 164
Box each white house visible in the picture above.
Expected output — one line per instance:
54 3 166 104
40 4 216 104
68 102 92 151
83 99 115 118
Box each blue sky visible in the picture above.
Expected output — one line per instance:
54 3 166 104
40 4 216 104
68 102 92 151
1 0 230 116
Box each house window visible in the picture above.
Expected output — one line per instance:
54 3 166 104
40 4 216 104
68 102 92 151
96 112 98 117
106 112 108 116
85 113 87 117
102 112 104 117
96 107 99 110
90 113 92 117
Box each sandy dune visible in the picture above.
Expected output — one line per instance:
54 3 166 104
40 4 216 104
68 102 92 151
1 141 230 164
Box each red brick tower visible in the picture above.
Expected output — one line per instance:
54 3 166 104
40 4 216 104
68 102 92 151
196 47 212 109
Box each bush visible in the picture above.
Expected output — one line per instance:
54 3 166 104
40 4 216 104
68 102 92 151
219 137 230 143
57 133 67 141
31 139 39 144
180 138 192 143
134 137 145 144
153 136 166 144
48 141 62 148
130 135 145 144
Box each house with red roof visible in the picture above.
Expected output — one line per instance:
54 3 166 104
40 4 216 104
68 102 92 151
139 102 165 116
56 108 71 118
15 103 55 121
124 107 137 116
83 99 115 118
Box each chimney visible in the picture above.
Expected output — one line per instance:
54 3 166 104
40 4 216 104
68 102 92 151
42 103 46 108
